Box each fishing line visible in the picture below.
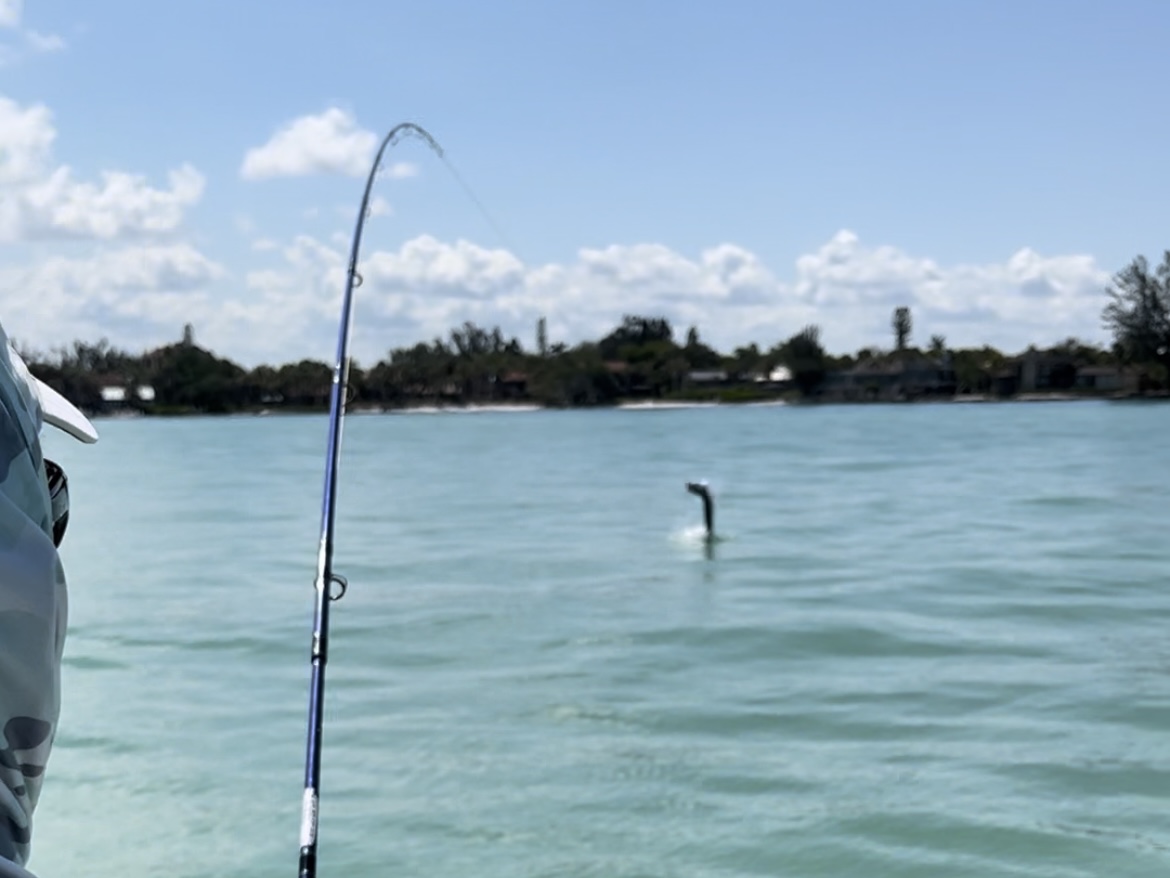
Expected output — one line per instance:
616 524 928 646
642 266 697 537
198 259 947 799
438 152 527 263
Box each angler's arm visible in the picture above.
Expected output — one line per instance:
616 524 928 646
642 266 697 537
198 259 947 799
0 358 67 876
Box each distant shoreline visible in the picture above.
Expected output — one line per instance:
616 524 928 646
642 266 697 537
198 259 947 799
86 391 1169 421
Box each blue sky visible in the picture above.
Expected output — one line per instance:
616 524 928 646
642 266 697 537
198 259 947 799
2 0 1168 366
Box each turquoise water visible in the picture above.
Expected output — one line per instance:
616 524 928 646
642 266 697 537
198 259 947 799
32 401 1170 877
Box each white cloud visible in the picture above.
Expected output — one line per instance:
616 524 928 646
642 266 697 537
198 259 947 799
0 244 226 353
240 108 378 179
8 164 205 241
0 0 21 29
0 2 67 64
0 96 54 182
790 230 1109 351
24 30 63 52
32 243 223 294
4 216 1112 369
362 235 524 297
0 96 204 242
213 230 1109 368
367 195 392 218
380 161 417 180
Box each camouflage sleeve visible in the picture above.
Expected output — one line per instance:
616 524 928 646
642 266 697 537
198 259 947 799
0 855 36 878
0 348 66 875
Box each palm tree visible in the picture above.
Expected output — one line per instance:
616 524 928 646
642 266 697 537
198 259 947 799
892 307 912 351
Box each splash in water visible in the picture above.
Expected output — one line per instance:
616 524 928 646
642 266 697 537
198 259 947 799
673 524 713 547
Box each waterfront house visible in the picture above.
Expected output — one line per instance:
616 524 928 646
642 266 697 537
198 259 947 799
824 355 956 401
99 381 156 410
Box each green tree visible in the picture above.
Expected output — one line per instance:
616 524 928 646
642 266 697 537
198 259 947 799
728 343 763 378
1048 337 1110 366
275 359 332 407
779 325 827 396
952 346 1006 395
143 342 247 412
1103 253 1170 380
598 315 674 359
243 364 283 405
526 342 620 406
682 325 722 369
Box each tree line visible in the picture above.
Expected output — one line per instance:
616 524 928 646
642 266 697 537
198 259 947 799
19 250 1170 414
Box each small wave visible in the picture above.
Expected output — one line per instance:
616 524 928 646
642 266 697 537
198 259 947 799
62 655 128 671
1022 494 1108 509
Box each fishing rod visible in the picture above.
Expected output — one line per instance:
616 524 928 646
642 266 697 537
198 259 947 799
298 122 445 878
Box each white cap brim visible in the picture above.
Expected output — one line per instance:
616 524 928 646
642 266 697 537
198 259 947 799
33 377 99 444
